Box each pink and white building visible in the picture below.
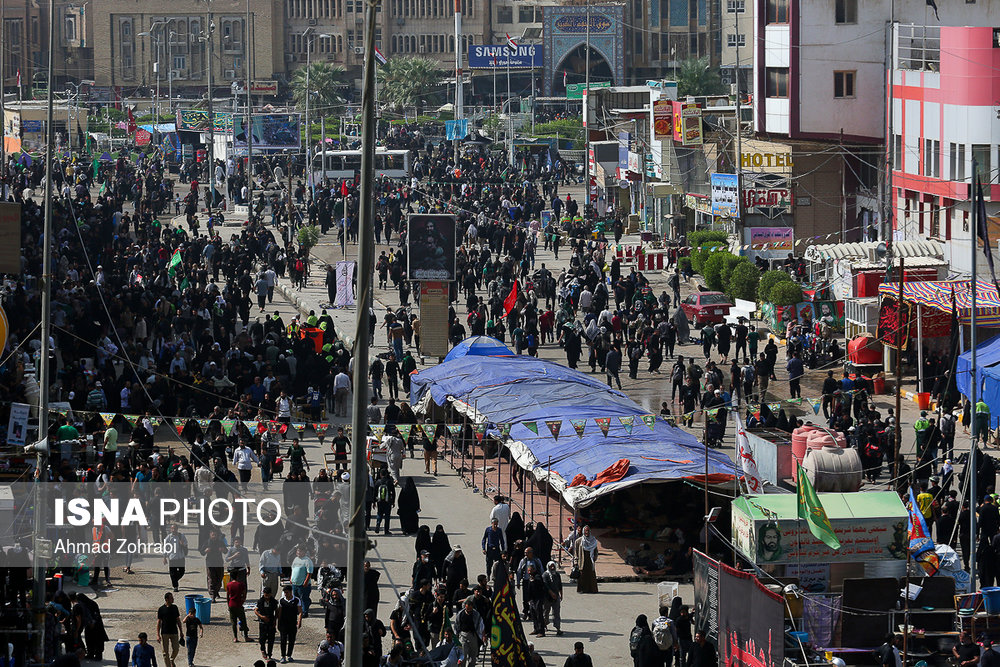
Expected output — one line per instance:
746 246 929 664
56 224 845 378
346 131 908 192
891 24 1000 275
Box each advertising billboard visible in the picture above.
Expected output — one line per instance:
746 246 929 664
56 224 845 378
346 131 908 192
176 109 233 132
711 173 739 218
747 227 794 252
408 214 457 281
232 113 302 152
468 44 543 68
743 173 793 218
652 100 672 140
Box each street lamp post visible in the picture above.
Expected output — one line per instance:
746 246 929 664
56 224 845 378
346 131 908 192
139 20 166 144
302 28 331 198
168 31 177 122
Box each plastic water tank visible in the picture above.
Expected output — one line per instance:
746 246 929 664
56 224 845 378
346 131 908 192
803 446 863 493
806 429 846 450
791 425 820 463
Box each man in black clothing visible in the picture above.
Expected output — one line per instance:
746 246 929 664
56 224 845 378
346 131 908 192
255 587 279 660
563 642 594 667
686 631 717 667
822 371 839 419
954 631 981 667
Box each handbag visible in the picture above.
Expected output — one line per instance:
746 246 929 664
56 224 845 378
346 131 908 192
569 561 581 580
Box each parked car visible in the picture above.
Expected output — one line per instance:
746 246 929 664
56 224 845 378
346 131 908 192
681 291 733 327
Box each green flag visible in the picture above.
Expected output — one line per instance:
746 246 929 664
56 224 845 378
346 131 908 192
796 463 841 550
167 248 182 277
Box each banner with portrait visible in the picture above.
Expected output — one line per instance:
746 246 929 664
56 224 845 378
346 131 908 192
335 261 355 307
408 214 457 281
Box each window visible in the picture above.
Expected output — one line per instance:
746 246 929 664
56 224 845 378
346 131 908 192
727 33 745 47
835 0 857 24
64 16 76 43
497 6 512 23
973 144 991 184
957 144 966 181
519 6 534 22
727 0 745 11
172 54 187 71
893 135 902 172
765 68 788 97
929 201 941 238
765 0 788 24
833 70 855 98
924 139 940 178
635 34 643 54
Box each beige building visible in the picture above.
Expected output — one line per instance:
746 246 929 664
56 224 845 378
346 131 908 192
89 0 284 95
283 0 490 75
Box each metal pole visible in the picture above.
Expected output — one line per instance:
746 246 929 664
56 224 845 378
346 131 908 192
155 33 160 142
558 489 563 565
245 3 253 216
971 162 980 588
704 436 709 553
305 29 312 198
453 0 462 163
583 0 591 214
1 0 6 196
168 33 173 122
344 0 378 662
34 0 56 658
206 6 215 211
460 407 467 484
545 456 551 519
917 303 924 393
893 257 903 485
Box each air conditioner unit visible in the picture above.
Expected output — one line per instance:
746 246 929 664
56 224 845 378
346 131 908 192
170 69 183 79
224 69 236 78
730 82 737 95
353 46 364 54
308 18 318 25
286 53 297 62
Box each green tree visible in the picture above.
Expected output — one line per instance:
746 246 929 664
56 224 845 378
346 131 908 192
290 62 348 111
380 56 446 113
727 262 761 301
757 269 794 303
770 281 804 306
703 252 732 291
297 225 321 251
676 57 726 98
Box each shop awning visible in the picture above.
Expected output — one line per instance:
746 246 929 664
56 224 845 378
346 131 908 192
804 240 943 263
876 279 1000 326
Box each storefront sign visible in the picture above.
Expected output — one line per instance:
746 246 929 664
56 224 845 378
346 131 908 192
741 151 794 169
685 193 712 215
711 173 739 218
748 227 793 251
250 80 279 95
469 44 543 68
566 81 611 99
553 14 613 33
672 101 702 145
652 100 672 140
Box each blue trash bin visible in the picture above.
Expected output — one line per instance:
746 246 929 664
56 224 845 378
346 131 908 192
184 594 200 616
983 587 1000 615
194 596 212 624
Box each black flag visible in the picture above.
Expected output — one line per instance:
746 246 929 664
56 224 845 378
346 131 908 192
977 178 1000 292
927 0 939 20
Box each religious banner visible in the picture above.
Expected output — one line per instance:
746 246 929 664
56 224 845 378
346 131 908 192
570 419 587 437
244 420 258 434
619 416 635 434
490 579 531 667
641 415 656 431
291 422 307 434
99 412 116 427
877 295 914 350
371 425 385 438
595 417 611 436
6 402 29 447
221 419 236 436
498 423 512 439
545 420 561 440
446 424 463 437
313 423 330 437
421 423 438 440
397 424 413 441
522 421 538 435
473 424 486 442
335 261 356 307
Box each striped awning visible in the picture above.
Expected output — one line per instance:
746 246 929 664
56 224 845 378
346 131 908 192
877 279 1000 326
805 240 943 263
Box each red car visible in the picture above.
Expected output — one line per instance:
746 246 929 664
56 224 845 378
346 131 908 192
681 292 733 327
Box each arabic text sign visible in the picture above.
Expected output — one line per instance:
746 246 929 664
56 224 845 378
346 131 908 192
250 80 279 95
748 227 793 251
468 44 543 68
743 187 793 216
553 14 613 33
652 100 672 140
566 81 611 99
739 515 905 564
176 109 233 132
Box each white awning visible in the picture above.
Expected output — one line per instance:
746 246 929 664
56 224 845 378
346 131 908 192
804 240 943 263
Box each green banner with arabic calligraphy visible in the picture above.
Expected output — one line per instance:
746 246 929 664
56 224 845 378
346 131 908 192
490 579 530 667
175 109 233 132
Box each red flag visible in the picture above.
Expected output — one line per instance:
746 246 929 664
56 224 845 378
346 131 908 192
126 107 137 135
503 281 519 316
341 180 349 196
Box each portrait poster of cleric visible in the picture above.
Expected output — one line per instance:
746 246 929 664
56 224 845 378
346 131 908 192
407 214 457 281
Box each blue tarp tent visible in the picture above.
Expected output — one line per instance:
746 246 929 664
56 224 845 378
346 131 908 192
410 355 736 507
957 334 1000 400
443 336 513 362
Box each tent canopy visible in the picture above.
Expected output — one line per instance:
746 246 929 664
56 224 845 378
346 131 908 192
410 355 736 508
877 279 1000 326
442 335 513 362
805 239 943 263
957 334 1000 399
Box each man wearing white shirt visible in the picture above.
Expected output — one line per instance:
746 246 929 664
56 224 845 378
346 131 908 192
490 495 511 531
333 371 351 417
232 442 260 491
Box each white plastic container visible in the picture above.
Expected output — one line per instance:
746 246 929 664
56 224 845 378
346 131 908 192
658 581 679 609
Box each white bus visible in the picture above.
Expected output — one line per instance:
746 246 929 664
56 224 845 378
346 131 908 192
311 148 412 182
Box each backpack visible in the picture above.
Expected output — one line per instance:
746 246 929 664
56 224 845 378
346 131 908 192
295 259 305 273
652 617 675 651
629 627 645 656
378 483 389 502
742 365 755 385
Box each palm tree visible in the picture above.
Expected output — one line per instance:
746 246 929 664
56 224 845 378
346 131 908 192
379 56 445 114
289 62 348 113
676 57 726 97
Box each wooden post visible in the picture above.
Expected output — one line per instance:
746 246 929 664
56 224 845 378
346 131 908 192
558 494 564 565
545 456 551 520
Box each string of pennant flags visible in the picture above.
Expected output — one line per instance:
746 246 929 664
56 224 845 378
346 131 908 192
39 388 863 445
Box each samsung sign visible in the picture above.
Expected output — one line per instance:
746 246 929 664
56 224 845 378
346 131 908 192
468 44 543 69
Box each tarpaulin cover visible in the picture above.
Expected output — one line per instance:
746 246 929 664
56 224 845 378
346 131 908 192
410 355 736 507
957 334 1000 400
877 279 1000 326
442 335 513 362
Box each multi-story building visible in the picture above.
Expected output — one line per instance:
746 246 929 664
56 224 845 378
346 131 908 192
720 0 752 95
1 1 45 93
90 0 284 95
890 24 1000 276
283 0 488 76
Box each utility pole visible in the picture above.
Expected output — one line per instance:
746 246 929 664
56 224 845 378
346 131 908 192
971 161 980 588
205 5 215 210
304 27 313 198
245 3 253 215
453 0 462 163
734 7 743 235
1 0 6 195
583 0 591 216
345 0 378 665
34 0 56 660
